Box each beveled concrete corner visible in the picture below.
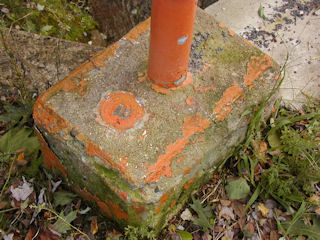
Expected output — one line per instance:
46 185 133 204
33 9 280 231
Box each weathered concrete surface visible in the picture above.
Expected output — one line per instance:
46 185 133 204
0 28 104 94
33 8 280 231
206 0 320 109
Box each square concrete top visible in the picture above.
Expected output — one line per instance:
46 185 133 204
34 8 280 228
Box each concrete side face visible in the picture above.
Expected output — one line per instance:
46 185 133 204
33 9 280 231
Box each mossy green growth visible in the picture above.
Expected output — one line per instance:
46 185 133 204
1 0 97 42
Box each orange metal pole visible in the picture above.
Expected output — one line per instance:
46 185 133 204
148 0 197 88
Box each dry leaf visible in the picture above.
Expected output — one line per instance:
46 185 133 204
244 222 255 234
39 228 60 240
0 201 9 209
220 199 231 206
269 149 282 156
219 206 235 221
91 216 98 235
258 203 269 217
16 152 28 166
315 208 320 215
221 236 232 240
10 177 33 201
259 141 268 157
231 201 245 217
270 230 278 240
308 195 320 205
25 228 36 240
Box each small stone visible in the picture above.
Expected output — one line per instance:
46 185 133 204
180 208 193 221
265 199 277 209
177 225 185 231
1 7 9 14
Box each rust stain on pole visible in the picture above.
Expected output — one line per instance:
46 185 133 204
148 0 197 88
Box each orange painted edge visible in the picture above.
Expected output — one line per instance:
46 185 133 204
155 193 168 215
35 128 67 178
125 18 151 43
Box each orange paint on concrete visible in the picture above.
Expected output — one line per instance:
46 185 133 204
186 96 195 106
218 22 226 28
77 188 112 217
213 81 243 121
146 114 210 182
115 188 128 200
184 168 191 174
78 188 128 219
33 102 68 134
96 200 113 217
105 199 129 220
184 178 194 190
182 114 211 138
61 79 88 96
148 0 196 88
92 43 119 67
86 142 115 168
228 28 235 37
125 18 151 43
35 129 67 178
98 91 145 131
194 85 216 92
119 157 128 173
132 205 145 214
34 30 120 106
243 55 273 88
170 201 176 207
145 138 189 183
151 72 193 94
155 193 168 214
151 84 170 94
177 155 186 163
242 38 253 47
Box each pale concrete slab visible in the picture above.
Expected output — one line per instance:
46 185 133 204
206 0 320 109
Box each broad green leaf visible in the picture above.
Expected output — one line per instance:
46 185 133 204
0 127 39 155
0 102 33 127
54 191 76 207
282 215 320 240
52 210 77 233
25 154 43 177
267 131 282 148
23 20 36 33
178 230 193 240
189 196 213 232
225 178 250 200
37 4 45 11
41 25 53 35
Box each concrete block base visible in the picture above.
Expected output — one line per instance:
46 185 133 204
33 9 280 231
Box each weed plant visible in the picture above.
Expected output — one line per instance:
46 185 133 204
235 98 320 210
0 0 97 42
